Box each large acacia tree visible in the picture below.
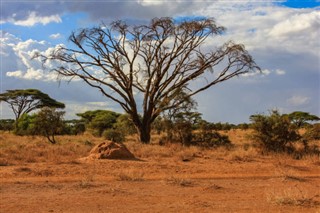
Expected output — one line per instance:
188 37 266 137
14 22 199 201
39 17 260 143
0 89 65 122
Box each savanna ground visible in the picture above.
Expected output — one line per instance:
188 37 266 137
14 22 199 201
0 130 319 213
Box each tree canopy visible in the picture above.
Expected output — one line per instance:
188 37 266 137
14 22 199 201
77 110 120 136
0 89 65 121
287 111 320 127
38 17 260 143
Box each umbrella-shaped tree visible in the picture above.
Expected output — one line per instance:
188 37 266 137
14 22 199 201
0 89 65 124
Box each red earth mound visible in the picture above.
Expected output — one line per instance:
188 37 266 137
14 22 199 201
87 141 135 160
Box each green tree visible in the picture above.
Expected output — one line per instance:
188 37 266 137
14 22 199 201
77 110 120 136
114 114 137 136
15 113 37 135
38 17 260 143
250 110 300 153
63 119 86 135
32 107 65 144
287 111 320 127
0 89 65 127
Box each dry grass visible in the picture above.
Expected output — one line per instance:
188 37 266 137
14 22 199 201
164 175 193 187
266 186 320 207
115 169 145 181
0 129 319 166
0 131 99 165
125 137 204 161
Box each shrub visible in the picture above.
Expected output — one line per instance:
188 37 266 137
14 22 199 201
193 131 231 148
102 129 125 143
14 113 37 136
250 110 300 153
0 119 15 131
303 123 320 141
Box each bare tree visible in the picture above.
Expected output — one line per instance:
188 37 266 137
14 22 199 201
38 17 260 143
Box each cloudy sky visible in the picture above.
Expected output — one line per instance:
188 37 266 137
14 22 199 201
1 0 319 124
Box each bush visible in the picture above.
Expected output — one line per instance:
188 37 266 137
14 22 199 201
193 131 231 148
303 123 320 141
14 113 37 136
102 129 125 143
250 110 300 153
0 119 15 131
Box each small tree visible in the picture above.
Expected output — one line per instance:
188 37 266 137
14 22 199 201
250 110 300 153
0 89 65 128
32 107 65 144
38 17 260 144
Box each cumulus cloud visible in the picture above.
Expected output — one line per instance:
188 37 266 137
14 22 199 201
1 31 62 81
269 11 320 37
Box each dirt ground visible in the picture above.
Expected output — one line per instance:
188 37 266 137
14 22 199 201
0 131 319 213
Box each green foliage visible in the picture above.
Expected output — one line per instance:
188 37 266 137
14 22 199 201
63 120 86 135
250 110 301 153
302 123 320 141
0 119 15 131
193 120 231 148
114 114 137 135
77 110 120 136
32 107 65 144
102 129 125 143
14 113 37 135
287 111 320 127
236 123 250 130
210 122 236 131
193 131 231 148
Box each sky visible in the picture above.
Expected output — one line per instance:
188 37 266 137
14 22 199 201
0 0 319 124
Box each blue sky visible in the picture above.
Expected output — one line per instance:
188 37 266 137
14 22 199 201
1 0 319 123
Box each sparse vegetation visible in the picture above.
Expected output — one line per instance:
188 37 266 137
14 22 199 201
250 110 301 153
267 186 320 207
0 128 319 212
115 169 145 181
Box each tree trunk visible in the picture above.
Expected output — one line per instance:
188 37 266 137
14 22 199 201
46 134 56 144
137 123 151 144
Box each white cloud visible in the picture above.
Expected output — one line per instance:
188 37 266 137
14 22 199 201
287 95 311 106
49 33 62 39
200 4 320 57
6 70 23 78
2 31 62 81
269 11 320 37
137 0 166 6
242 69 285 77
275 69 286 75
9 11 61 26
